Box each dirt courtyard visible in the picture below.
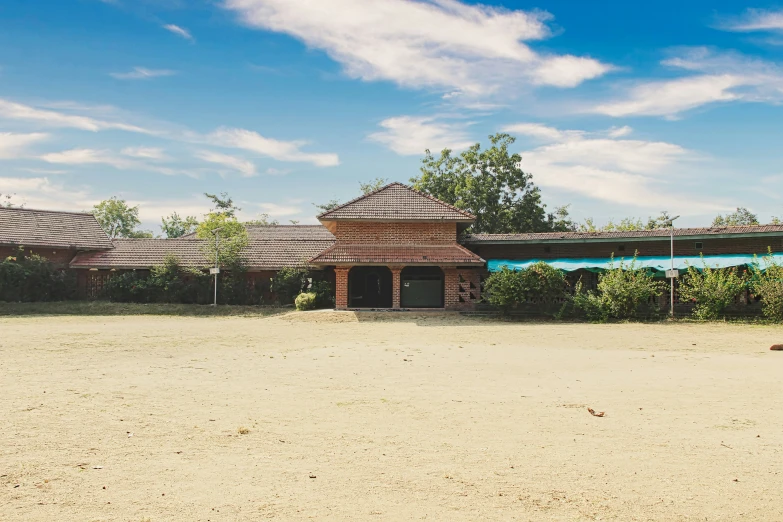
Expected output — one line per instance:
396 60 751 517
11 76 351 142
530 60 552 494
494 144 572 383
1 312 782 521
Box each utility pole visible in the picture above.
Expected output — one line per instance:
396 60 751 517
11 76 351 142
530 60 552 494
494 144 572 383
211 227 223 307
667 216 680 318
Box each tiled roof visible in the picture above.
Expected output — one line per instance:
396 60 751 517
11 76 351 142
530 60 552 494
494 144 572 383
464 225 783 244
317 182 475 221
70 226 336 270
310 244 484 265
0 207 113 250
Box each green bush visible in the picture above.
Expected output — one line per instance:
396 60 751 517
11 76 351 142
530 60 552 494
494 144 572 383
572 255 664 322
484 262 568 314
750 252 783 321
0 248 77 302
310 280 335 309
295 292 317 311
679 260 747 320
104 255 211 304
271 267 308 305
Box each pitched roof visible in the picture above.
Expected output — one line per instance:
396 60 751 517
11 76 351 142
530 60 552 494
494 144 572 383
0 207 113 250
309 244 484 265
70 225 336 270
317 182 475 222
464 225 783 244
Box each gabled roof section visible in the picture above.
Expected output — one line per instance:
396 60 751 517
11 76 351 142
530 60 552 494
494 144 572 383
317 182 475 222
0 207 113 250
309 243 484 266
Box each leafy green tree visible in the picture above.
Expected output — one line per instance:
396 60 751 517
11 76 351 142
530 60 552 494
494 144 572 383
359 177 388 195
411 133 566 234
578 211 673 232
712 207 759 227
244 213 280 226
314 199 341 214
679 260 747 320
196 212 249 267
161 212 199 238
750 250 783 321
484 262 568 315
204 192 240 218
92 197 152 239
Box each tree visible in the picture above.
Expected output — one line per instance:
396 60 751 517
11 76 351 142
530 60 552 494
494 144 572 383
196 212 249 267
713 207 759 227
204 192 240 218
1 193 22 208
410 133 562 234
577 211 673 232
161 212 199 238
314 199 340 214
244 213 280 226
92 197 152 239
359 177 388 195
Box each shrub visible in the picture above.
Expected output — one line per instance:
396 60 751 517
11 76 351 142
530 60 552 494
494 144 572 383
0 248 77 302
271 267 308 305
750 252 783 321
484 262 568 315
572 255 664 322
679 260 747 320
295 292 317 311
103 255 212 304
310 280 335 309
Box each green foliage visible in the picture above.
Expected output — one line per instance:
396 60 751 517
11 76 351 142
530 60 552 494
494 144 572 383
161 212 199 238
0 248 77 302
712 207 759 227
295 292 317 311
310 280 335 308
679 260 747 320
92 197 151 238
411 133 562 234
1 193 21 208
314 199 340 214
484 262 568 314
244 213 280 226
572 256 665 322
359 177 388 195
750 251 783 321
578 211 673 232
204 192 240 217
196 213 249 267
271 267 308 305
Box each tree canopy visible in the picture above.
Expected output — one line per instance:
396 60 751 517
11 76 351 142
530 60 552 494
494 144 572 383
410 133 571 234
161 212 199 238
712 207 759 227
92 197 152 238
358 177 388 195
196 212 249 267
578 211 674 232
204 192 240 218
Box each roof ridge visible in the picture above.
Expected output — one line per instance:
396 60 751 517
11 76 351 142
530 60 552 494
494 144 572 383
0 206 96 217
316 182 400 220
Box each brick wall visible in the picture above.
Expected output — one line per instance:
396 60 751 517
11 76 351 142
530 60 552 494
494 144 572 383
0 245 79 267
470 235 783 260
333 221 457 244
335 267 350 309
443 268 481 310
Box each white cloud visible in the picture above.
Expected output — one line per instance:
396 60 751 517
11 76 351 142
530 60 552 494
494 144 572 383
209 127 340 167
367 116 474 155
0 176 95 211
0 98 153 134
256 202 302 217
163 24 194 41
607 125 633 138
110 67 177 80
41 148 135 169
589 48 783 118
0 132 49 158
194 150 257 177
221 0 612 97
507 122 722 213
721 8 783 32
502 122 582 142
121 146 166 159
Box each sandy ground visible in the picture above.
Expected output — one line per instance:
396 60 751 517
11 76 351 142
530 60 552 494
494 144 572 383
1 312 782 521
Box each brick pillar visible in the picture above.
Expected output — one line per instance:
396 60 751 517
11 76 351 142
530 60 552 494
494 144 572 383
335 266 351 310
390 266 403 309
442 267 459 310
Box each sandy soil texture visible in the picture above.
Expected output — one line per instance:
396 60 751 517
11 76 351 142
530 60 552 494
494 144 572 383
1 312 782 521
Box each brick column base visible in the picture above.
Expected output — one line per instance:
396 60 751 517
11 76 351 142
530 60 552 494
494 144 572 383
390 266 403 309
335 266 351 309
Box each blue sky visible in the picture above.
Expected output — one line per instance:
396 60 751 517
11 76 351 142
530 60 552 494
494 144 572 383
1 0 782 231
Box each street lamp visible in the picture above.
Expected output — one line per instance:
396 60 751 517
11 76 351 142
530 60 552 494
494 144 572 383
210 227 223 307
666 216 680 318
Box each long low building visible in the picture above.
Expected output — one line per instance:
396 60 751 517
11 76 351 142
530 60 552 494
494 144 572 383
2 183 782 310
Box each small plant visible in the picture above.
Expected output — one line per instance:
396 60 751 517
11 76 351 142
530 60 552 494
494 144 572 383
679 258 747 320
295 292 317 311
572 254 664 322
750 250 783 321
237 426 250 435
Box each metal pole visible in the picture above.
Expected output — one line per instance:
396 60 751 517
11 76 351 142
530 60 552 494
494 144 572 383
213 229 220 307
670 224 674 318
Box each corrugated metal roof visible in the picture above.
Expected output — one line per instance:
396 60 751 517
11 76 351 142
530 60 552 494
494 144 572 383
317 182 475 221
0 207 113 250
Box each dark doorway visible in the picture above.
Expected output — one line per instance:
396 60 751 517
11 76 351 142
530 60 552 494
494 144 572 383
348 266 393 308
401 266 444 308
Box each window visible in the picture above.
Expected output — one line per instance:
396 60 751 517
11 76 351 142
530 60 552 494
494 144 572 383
695 241 703 250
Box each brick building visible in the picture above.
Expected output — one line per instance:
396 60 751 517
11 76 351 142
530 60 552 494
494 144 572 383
3 183 783 311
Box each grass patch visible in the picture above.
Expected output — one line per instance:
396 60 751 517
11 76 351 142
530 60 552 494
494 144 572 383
0 301 289 318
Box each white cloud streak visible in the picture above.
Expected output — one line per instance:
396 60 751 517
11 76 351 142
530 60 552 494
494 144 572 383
368 116 474 155
194 150 258 177
209 127 340 167
221 0 612 97
0 132 49 158
163 24 194 41
110 67 177 80
721 8 783 32
121 146 166 159
0 98 154 134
